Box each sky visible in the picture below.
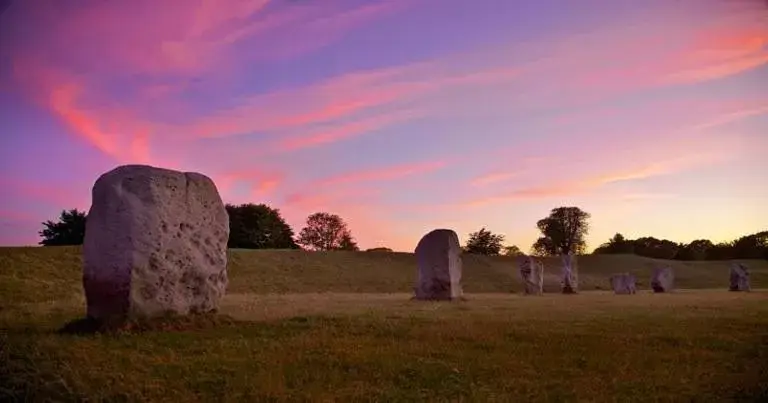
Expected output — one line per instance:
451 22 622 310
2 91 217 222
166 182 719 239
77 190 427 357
1 0 767 252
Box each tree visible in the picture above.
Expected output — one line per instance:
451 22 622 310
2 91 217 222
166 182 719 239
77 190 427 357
296 212 358 251
676 239 714 261
366 247 393 252
731 231 768 260
707 242 735 260
503 245 524 257
532 206 590 256
593 233 634 255
337 232 360 251
465 227 505 255
225 203 298 249
632 236 679 260
39 209 87 246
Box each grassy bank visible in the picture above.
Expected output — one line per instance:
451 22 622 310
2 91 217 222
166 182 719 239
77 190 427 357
2 246 766 304
1 247 767 401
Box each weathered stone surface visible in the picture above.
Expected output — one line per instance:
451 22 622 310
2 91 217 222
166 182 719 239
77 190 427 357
729 263 750 292
561 252 578 294
610 273 637 295
518 255 544 295
414 229 462 300
650 266 674 293
83 165 229 320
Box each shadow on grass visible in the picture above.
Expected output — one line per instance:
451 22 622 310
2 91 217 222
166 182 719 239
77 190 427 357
57 312 239 335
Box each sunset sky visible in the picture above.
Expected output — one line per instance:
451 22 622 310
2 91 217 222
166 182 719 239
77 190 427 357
1 0 767 252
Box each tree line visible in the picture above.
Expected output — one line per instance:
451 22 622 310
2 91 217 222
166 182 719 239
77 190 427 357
37 205 766 261
38 204 360 251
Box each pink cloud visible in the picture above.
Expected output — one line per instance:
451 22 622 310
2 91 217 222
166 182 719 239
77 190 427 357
211 168 284 201
273 109 421 151
316 160 447 187
173 5 764 146
0 210 39 222
461 152 730 208
0 178 91 211
470 171 524 187
687 104 768 131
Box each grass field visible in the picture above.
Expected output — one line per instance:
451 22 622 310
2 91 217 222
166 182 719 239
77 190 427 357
1 246 767 401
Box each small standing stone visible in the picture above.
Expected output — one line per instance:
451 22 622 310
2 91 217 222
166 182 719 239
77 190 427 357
414 229 463 300
729 263 750 292
610 273 637 295
561 251 578 294
518 255 544 295
83 165 230 321
650 266 674 293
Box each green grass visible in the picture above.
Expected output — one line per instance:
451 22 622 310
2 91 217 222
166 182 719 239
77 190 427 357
1 246 767 401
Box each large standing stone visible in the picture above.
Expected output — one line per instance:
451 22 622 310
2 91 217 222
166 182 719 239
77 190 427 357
650 266 674 293
729 263 751 292
83 165 229 320
610 273 637 295
414 229 463 300
561 252 578 294
518 255 544 295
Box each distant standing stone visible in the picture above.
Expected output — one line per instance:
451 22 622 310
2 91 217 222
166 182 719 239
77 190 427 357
83 165 230 320
729 263 750 292
561 251 578 294
414 229 463 300
610 273 637 295
650 266 674 293
518 255 544 295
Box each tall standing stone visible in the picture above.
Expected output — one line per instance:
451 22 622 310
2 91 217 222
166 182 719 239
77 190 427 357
561 251 578 294
414 229 463 300
83 165 230 320
610 273 637 295
650 266 674 293
518 255 544 295
729 263 750 292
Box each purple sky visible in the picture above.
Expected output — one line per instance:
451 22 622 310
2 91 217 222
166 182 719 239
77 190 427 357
1 0 767 251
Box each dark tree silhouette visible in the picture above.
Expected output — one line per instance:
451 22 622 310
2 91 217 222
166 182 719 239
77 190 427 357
296 212 358 251
593 233 635 255
337 232 360 251
365 247 393 252
39 209 87 246
730 231 768 260
503 245 524 257
226 203 298 249
675 239 714 261
532 206 590 256
465 227 505 255
632 236 680 260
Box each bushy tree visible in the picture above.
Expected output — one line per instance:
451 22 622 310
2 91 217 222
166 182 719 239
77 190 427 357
337 232 360 251
39 209 87 246
503 245 524 257
225 203 298 249
675 239 714 261
632 236 680 260
465 227 505 255
532 206 590 256
731 231 768 260
296 212 358 251
365 247 393 252
593 233 635 255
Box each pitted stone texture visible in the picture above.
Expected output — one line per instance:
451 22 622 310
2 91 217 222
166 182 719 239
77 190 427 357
561 252 578 294
83 165 229 320
729 263 750 292
518 255 544 295
610 273 637 295
650 266 674 293
414 229 463 300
